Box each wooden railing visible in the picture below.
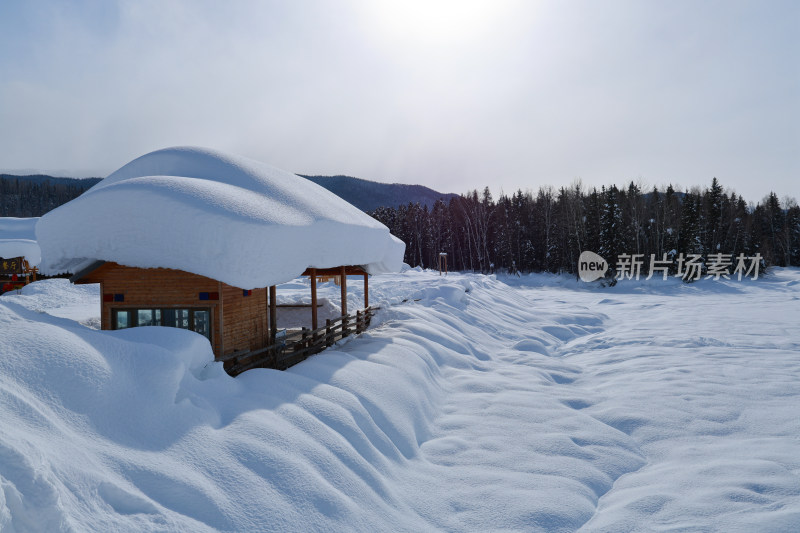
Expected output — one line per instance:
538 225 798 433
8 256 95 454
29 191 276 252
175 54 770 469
223 306 378 376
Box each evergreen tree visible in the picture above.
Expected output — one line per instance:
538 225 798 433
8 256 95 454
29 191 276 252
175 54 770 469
678 191 703 256
763 192 785 266
583 188 601 255
704 177 724 253
786 202 800 267
599 186 623 269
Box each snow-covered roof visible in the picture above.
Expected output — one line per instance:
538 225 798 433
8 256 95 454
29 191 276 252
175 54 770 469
0 217 41 266
36 147 405 288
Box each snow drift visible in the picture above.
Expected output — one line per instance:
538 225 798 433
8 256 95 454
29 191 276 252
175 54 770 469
2 270 800 531
0 217 41 266
35 147 404 288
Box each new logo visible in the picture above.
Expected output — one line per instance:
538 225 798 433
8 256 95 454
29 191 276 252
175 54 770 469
578 251 608 282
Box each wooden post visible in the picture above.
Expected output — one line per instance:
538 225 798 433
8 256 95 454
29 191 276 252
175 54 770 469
269 285 277 346
309 267 318 331
263 287 272 348
363 272 369 309
340 265 347 316
326 318 332 347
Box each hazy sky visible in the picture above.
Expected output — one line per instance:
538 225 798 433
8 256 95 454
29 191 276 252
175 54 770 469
1 0 797 203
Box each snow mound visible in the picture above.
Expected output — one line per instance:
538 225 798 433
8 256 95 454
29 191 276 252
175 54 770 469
1 278 101 327
35 147 404 288
3 269 800 531
0 271 644 532
0 218 41 266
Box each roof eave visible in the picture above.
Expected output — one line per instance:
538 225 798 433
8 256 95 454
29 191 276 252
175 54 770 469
69 260 106 283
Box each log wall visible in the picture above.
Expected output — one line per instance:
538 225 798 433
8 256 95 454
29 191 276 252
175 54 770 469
78 262 268 359
221 284 268 354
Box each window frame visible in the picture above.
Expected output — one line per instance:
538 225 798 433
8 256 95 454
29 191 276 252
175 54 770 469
111 307 212 341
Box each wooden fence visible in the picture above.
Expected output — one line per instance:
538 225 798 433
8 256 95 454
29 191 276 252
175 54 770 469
222 306 378 376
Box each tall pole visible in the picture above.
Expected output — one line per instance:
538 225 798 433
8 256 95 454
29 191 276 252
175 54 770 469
363 272 369 308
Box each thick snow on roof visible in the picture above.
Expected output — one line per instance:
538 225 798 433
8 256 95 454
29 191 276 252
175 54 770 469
0 217 41 265
36 147 405 288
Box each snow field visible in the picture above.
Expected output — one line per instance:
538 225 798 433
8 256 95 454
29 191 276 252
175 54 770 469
1 270 799 531
535 274 800 532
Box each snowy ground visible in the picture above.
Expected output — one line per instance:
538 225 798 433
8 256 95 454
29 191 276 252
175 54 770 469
1 269 799 532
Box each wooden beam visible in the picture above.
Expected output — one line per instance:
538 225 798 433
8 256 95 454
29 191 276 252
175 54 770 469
301 266 366 277
269 285 277 345
309 267 318 330
340 265 347 316
100 281 107 330
363 272 369 308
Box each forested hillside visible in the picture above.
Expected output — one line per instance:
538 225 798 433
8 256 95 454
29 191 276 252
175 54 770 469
371 179 800 275
1 173 452 216
300 174 456 211
0 175 101 216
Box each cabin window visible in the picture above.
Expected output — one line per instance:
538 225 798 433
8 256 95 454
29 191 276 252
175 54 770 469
137 309 160 327
111 308 211 340
193 309 210 339
115 310 133 329
162 309 190 329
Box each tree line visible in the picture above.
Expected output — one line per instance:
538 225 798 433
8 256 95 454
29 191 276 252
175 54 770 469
370 178 800 275
3 173 798 276
0 176 99 217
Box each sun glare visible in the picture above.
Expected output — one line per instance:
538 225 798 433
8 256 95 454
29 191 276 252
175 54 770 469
361 0 513 47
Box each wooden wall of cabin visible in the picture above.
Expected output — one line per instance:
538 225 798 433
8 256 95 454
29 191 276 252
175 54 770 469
79 263 224 357
220 284 268 354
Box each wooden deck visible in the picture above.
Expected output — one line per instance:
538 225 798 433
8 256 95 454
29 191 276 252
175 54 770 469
221 306 378 376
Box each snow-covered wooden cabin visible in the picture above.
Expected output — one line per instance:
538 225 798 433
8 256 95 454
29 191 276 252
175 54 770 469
0 217 41 291
36 147 405 364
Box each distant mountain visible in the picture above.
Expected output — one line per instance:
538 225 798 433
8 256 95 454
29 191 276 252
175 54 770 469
1 172 456 217
299 175 457 212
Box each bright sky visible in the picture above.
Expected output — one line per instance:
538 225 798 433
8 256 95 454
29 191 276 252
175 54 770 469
0 0 797 204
